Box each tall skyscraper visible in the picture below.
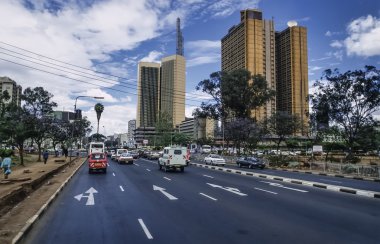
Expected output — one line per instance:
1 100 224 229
221 9 276 121
136 62 160 128
276 24 309 135
0 76 22 106
127 119 136 142
176 18 184 56
160 55 186 127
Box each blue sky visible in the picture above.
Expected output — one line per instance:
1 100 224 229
0 0 379 135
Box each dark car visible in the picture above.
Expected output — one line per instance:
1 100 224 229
236 156 265 169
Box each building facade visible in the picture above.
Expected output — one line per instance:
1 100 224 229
276 26 309 135
127 119 136 143
178 117 216 141
0 77 22 106
136 62 160 128
221 9 276 121
160 55 186 128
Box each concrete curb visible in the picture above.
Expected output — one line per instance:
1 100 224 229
12 158 87 244
266 167 380 182
190 163 380 199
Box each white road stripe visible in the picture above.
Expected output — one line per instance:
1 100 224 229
138 219 153 239
119 186 124 192
199 193 217 201
107 163 110 166
112 173 115 176
203 175 214 179
254 187 278 195
135 163 140 166
260 181 308 193
164 177 171 181
146 169 151 172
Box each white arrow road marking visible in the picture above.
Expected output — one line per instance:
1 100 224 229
254 187 278 195
199 193 217 201
206 183 247 196
163 177 171 181
74 187 98 205
138 219 153 240
146 169 151 172
203 175 214 179
153 185 178 200
120 186 125 192
260 181 308 193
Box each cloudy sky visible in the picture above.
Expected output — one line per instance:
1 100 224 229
0 0 379 135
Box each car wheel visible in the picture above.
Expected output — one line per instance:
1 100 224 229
180 166 184 172
103 168 107 173
158 163 162 170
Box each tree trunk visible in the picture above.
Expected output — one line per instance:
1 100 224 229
37 142 42 162
19 145 25 166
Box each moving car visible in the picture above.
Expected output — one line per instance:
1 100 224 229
88 153 107 173
158 147 187 172
148 151 160 160
204 154 226 166
114 148 128 162
118 153 134 164
236 156 265 169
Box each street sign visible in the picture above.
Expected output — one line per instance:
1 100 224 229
143 139 148 145
313 145 323 152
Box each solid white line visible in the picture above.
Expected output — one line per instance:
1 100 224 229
119 186 124 192
112 173 115 176
135 163 140 166
164 177 171 181
199 193 217 201
146 169 151 172
254 187 278 195
203 175 214 179
138 219 153 240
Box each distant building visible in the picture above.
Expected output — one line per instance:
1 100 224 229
128 119 136 143
134 127 156 146
53 111 76 122
0 76 22 106
178 117 216 141
136 62 160 128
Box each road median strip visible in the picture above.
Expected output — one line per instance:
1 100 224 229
191 162 380 199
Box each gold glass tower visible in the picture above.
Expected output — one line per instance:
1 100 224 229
221 9 276 121
276 26 309 135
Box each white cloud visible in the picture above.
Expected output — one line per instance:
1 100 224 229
325 30 342 37
344 15 380 57
186 40 220 67
326 50 343 61
330 40 343 48
140 50 163 63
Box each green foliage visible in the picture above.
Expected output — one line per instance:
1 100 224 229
0 148 13 157
154 112 174 147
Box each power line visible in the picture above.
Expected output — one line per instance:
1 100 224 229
0 41 207 101
0 57 203 108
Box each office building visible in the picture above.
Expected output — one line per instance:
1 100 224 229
276 24 309 135
221 9 276 121
0 76 22 106
127 119 136 142
136 62 160 128
178 117 216 141
160 55 186 127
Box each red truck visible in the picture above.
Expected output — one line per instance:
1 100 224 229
88 153 107 173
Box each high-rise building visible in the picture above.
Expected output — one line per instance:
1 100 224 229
276 25 309 135
160 55 186 127
127 119 136 142
221 9 276 121
176 17 184 56
136 62 160 128
0 76 22 106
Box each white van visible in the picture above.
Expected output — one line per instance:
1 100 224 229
89 142 105 155
158 147 187 172
201 145 211 154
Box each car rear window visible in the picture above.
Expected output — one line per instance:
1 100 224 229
174 150 182 155
91 154 105 159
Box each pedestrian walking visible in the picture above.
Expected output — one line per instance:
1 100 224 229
1 153 12 179
43 150 49 164
63 148 68 159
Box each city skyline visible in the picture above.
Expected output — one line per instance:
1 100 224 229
0 0 379 135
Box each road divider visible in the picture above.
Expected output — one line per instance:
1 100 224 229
191 162 380 199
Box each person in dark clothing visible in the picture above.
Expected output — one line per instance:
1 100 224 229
63 148 68 159
43 150 49 164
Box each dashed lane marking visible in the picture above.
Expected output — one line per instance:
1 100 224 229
254 187 278 195
199 193 217 201
203 175 214 179
135 163 140 166
138 219 153 240
112 173 115 176
164 177 171 181
119 186 125 192
146 169 151 172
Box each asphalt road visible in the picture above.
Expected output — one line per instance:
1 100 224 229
193 158 380 192
25 157 380 244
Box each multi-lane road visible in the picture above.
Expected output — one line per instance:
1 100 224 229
26 157 380 244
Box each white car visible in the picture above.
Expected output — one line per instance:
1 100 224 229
118 153 134 164
204 154 226 166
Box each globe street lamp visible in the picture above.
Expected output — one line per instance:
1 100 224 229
70 96 104 161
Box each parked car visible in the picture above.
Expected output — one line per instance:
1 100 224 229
118 153 134 164
130 151 140 159
236 156 265 169
204 154 226 166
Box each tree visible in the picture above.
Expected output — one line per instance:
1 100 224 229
172 132 191 146
22 87 57 161
94 103 104 135
154 112 174 147
311 66 380 155
264 112 302 153
88 133 106 142
48 121 69 153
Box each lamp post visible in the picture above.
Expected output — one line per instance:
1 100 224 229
70 96 104 161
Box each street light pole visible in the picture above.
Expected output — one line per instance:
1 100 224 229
70 96 104 162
